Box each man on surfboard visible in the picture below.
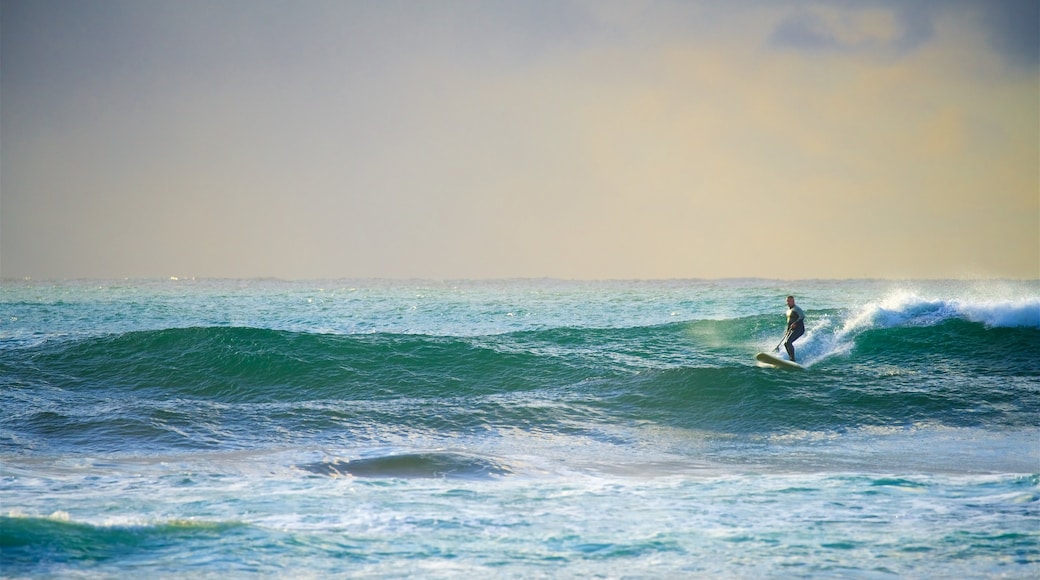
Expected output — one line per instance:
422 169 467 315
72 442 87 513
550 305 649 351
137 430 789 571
783 295 805 362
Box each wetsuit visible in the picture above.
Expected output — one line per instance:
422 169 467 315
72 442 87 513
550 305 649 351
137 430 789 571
784 304 805 361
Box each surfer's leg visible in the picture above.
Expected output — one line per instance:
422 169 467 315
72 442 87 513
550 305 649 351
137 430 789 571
784 326 804 362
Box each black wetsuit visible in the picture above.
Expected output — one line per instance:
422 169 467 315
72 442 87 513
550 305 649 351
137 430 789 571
784 305 805 361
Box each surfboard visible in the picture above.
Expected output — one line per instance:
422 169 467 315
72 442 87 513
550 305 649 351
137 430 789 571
755 352 805 370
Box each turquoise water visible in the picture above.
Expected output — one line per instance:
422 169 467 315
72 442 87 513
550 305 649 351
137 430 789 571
2 278 1038 577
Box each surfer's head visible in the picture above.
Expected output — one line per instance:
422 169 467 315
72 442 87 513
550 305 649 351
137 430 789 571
787 295 795 307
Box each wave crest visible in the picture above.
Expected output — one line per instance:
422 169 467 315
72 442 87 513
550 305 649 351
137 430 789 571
840 292 1039 334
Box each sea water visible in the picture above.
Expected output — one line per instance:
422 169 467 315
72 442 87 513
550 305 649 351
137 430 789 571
1 278 1038 578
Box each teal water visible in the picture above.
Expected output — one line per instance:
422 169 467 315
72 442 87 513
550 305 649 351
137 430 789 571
2 279 1038 577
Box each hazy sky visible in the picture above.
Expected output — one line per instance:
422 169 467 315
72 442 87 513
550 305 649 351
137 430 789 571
2 0 1037 280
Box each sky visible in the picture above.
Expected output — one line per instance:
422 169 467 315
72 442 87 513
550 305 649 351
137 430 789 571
2 0 1038 280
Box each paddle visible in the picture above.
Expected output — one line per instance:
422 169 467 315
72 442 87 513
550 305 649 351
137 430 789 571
772 328 791 352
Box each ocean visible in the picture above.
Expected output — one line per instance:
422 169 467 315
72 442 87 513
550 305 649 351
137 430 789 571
1 278 1038 578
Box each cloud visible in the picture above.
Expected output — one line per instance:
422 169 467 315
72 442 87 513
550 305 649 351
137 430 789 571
767 0 1038 69
978 0 1040 68
769 5 910 54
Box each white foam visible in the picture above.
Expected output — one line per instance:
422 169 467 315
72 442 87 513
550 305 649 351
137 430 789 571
959 298 1040 328
847 292 1039 330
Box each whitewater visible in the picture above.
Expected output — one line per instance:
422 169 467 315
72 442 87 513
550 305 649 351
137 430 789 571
1 278 1038 578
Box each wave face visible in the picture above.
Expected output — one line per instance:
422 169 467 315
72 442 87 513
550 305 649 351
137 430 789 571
1 279 1037 578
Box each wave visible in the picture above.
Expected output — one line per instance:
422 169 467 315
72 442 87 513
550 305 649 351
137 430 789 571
0 512 246 570
1 327 565 402
2 291 1037 453
839 292 1039 332
3 302 1037 403
297 451 513 480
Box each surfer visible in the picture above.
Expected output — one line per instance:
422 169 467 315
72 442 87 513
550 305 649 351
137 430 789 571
783 295 805 362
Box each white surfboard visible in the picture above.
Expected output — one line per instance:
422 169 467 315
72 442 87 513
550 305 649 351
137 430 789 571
755 352 805 370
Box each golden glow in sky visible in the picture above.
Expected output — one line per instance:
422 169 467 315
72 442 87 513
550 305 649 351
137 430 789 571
2 0 1037 279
